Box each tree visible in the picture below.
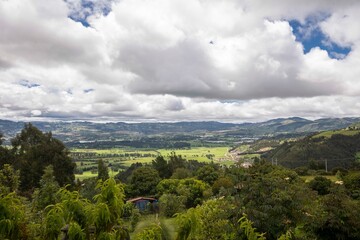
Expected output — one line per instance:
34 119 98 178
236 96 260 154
171 168 192 179
11 123 75 192
176 198 236 240
168 152 186 176
97 159 109 181
196 165 219 185
129 167 161 197
212 177 234 196
239 165 316 239
152 155 170 179
43 178 129 239
159 194 186 217
303 187 360 240
0 192 27 239
309 176 332 195
0 133 13 168
0 164 20 194
32 165 60 210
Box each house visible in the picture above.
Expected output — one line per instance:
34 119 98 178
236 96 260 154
127 197 158 212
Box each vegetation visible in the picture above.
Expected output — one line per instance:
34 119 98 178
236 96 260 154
1 124 360 239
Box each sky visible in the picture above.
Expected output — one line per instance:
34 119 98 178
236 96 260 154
1 0 360 123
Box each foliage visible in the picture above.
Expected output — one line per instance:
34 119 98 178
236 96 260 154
239 164 315 239
171 168 193 179
129 167 161 197
212 177 234 196
43 178 128 239
98 159 110 181
135 223 163 240
152 155 170 179
32 165 60 210
265 133 360 169
308 176 332 195
343 172 360 199
196 165 219 185
303 187 360 240
93 178 125 234
11 123 75 191
176 198 236 240
159 193 186 217
0 192 26 240
0 164 20 194
238 214 266 240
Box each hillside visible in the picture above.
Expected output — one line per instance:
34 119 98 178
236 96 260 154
264 129 360 170
1 117 360 146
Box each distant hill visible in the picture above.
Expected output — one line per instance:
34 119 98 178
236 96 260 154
264 129 360 170
1 117 360 145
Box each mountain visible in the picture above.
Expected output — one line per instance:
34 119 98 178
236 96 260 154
1 117 360 144
264 129 360 170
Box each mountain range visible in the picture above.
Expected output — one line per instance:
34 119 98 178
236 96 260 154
1 117 360 145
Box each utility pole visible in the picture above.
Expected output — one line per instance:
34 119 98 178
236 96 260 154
275 158 278 166
325 159 328 173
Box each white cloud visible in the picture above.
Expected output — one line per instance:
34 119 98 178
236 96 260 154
0 0 360 122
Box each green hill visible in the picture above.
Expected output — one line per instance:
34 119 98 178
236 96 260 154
264 130 360 170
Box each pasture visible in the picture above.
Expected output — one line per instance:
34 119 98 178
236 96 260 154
73 146 233 180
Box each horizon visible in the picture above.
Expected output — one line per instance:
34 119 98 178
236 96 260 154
1 1 360 122
1 116 359 125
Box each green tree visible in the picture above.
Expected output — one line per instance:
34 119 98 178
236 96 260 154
152 155 170 179
309 176 332 195
0 192 27 239
343 172 360 199
176 198 236 240
129 167 161 197
159 194 186 217
0 164 20 194
32 165 60 210
212 177 234 196
98 159 109 181
239 166 315 239
196 165 219 185
43 178 129 239
0 133 13 167
171 168 193 179
11 124 75 192
303 187 360 240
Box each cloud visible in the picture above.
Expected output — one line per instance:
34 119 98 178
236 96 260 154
1 0 360 122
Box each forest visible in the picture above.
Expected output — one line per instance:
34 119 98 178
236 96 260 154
1 124 360 239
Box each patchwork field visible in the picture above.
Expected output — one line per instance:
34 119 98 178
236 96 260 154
73 147 234 180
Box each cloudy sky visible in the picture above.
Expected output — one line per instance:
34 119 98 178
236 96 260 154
1 0 360 122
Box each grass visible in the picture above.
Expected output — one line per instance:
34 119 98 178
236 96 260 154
301 175 338 183
312 129 360 139
75 171 97 180
130 215 177 239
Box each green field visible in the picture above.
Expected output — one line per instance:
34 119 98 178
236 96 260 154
312 129 360 139
74 147 232 180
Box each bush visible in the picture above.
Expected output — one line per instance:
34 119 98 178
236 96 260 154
309 176 332 195
159 194 185 217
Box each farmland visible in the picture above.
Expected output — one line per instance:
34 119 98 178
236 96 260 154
72 146 236 180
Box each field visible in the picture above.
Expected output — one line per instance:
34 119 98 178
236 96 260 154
73 147 233 180
312 129 360 139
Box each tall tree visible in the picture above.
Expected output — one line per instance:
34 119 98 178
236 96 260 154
0 133 13 167
32 165 60 210
11 123 75 192
97 159 109 181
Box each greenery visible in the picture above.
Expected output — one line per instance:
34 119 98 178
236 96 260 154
1 124 360 239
